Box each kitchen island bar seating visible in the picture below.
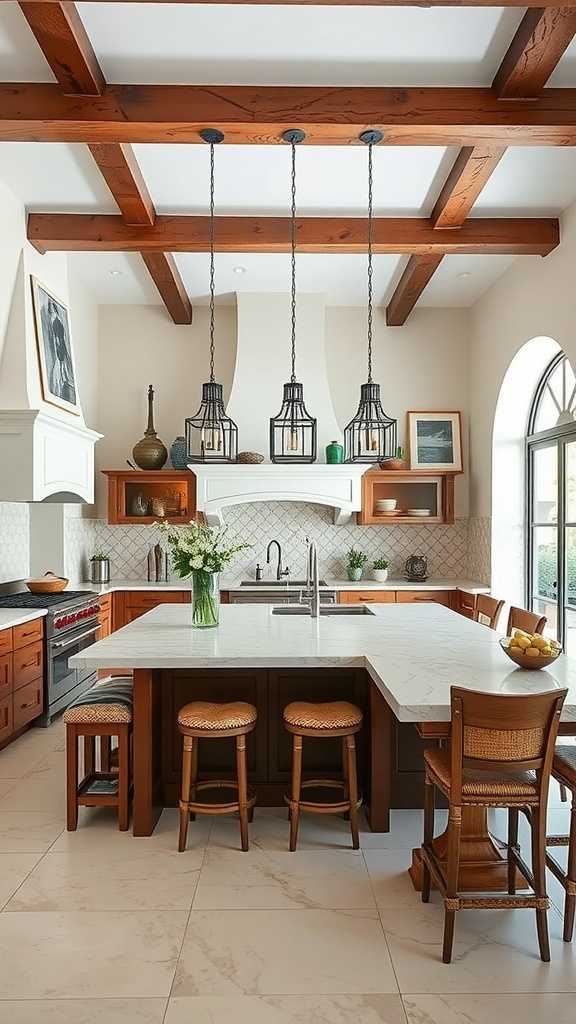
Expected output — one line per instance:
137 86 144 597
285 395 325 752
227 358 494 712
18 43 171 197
546 745 576 942
474 594 504 630
63 676 134 831
421 686 567 964
177 701 257 852
507 606 547 636
283 700 363 851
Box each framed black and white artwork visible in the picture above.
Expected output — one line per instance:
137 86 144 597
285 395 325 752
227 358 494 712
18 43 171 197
407 411 463 472
31 277 79 415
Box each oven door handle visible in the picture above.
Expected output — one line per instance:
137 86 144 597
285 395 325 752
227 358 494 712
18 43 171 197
50 625 100 650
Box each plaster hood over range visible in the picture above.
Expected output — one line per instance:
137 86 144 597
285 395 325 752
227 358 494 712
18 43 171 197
191 293 366 525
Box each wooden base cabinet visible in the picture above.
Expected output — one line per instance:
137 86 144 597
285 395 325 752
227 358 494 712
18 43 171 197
339 589 452 606
114 590 190 630
0 618 44 751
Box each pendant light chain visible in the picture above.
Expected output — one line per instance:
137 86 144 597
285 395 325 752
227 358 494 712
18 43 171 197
208 140 216 384
290 139 297 384
367 140 374 385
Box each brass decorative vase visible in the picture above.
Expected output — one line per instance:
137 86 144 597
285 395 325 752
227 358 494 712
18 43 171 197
132 385 168 470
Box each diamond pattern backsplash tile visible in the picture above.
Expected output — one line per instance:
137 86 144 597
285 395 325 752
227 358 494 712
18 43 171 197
467 515 491 585
82 502 471 582
0 502 30 583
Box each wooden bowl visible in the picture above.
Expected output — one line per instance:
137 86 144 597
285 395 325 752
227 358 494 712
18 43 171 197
26 573 69 594
499 637 561 670
379 458 407 471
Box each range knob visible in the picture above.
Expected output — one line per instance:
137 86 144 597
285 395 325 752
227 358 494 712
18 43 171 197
55 617 63 629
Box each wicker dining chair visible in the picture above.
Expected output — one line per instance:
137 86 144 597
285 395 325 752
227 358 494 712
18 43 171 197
546 745 576 942
421 686 567 964
507 606 547 636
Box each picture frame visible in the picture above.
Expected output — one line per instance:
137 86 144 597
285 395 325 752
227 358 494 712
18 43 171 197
407 411 463 472
31 276 80 416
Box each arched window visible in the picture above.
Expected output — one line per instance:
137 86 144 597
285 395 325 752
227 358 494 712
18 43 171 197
527 352 576 650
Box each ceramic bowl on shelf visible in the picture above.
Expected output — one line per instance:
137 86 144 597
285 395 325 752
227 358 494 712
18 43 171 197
406 508 431 517
499 637 561 670
376 499 397 512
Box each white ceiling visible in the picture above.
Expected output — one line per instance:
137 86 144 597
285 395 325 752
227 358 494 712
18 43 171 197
0 2 574 309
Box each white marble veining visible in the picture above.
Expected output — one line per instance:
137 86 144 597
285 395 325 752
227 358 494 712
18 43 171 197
71 603 576 723
0 608 47 632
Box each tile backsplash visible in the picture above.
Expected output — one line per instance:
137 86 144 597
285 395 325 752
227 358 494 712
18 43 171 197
75 502 472 582
0 502 30 583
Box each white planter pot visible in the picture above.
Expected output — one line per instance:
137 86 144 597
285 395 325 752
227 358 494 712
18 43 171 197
371 569 389 583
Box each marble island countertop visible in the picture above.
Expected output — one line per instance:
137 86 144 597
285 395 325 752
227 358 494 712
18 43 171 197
71 602 576 723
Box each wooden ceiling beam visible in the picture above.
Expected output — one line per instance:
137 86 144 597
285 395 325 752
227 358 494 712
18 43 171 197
19 1 191 323
27 213 559 256
5 83 576 146
431 145 506 229
494 7 576 99
386 255 444 327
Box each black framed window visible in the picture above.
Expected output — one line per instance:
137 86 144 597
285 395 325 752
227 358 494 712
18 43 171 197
526 353 576 650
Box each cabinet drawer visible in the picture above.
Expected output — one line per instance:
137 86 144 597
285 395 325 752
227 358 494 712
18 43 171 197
125 591 188 611
13 640 43 690
396 590 451 606
13 678 43 731
0 695 13 745
13 617 44 651
98 595 112 614
0 628 12 656
339 590 395 604
0 654 12 699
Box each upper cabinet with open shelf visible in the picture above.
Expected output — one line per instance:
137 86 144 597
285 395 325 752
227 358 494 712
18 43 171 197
103 471 196 526
358 470 455 526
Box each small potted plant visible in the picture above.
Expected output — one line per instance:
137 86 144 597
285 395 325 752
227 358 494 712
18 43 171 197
380 445 406 471
346 548 367 582
89 551 111 584
371 557 389 583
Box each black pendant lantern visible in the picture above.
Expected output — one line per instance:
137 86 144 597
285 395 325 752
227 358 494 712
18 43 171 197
186 129 238 464
270 129 317 464
344 131 397 464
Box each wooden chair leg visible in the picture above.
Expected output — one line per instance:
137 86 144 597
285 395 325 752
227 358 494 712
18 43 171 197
422 775 435 904
83 735 95 778
236 734 249 852
507 807 519 895
531 804 551 962
564 793 576 942
100 735 111 772
66 725 79 831
443 806 462 964
178 735 193 852
189 737 198 822
117 727 130 832
289 734 303 852
345 733 360 850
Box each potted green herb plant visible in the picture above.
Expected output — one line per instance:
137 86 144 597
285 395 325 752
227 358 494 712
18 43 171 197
346 548 367 582
371 557 389 583
157 521 251 628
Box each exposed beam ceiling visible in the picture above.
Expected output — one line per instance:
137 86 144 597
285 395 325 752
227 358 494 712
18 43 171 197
6 84 576 147
386 256 444 327
18 0 192 324
431 147 507 230
27 213 559 256
494 7 576 98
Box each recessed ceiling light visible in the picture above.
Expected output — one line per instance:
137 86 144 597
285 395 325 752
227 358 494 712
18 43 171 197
109 269 123 278
233 266 247 275
457 272 472 280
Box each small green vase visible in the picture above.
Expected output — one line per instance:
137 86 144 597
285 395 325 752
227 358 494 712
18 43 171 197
326 440 344 464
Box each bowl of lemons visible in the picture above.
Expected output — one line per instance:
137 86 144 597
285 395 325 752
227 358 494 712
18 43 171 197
500 630 562 669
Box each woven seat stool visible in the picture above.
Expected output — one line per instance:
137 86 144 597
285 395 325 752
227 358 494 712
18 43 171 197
177 701 257 853
63 676 133 832
546 745 576 942
283 700 363 852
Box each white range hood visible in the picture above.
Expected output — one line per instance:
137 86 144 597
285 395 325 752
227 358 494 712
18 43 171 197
193 463 366 526
191 293 366 524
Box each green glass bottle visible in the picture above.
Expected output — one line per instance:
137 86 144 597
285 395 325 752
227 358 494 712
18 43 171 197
326 440 344 464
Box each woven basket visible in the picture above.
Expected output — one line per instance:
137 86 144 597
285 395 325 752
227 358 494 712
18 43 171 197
500 637 561 670
237 451 265 464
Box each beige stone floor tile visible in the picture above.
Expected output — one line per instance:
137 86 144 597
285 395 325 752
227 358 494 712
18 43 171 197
194 847 376 910
0 911 188 999
210 806 364 853
6 843 204 911
51 807 211 854
380 904 576 993
165 994 408 1023
0 724 64 779
360 811 447 851
0 852 44 909
0 779 17 799
402 994 576 1024
173 908 398 996
0 811 63 853
0 751 65 814
363 849 424 910
0 999 167 1023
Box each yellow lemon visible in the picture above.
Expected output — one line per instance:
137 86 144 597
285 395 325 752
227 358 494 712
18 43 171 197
525 646 540 657
509 646 523 657
532 636 548 650
514 630 530 641
515 636 531 650
541 647 552 657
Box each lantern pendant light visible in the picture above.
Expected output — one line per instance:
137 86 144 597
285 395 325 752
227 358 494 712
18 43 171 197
269 129 317 464
344 130 397 464
186 128 238 464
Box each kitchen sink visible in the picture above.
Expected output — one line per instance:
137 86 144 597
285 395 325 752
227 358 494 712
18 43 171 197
241 579 328 587
272 605 374 616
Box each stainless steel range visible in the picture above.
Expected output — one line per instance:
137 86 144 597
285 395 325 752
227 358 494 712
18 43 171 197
0 585 102 725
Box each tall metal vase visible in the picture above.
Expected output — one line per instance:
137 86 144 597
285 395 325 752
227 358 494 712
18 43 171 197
132 385 168 470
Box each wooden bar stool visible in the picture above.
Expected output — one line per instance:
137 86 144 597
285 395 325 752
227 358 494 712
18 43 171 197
283 700 363 851
474 594 505 630
507 606 547 635
63 676 133 832
546 745 576 942
177 701 257 852
421 685 566 964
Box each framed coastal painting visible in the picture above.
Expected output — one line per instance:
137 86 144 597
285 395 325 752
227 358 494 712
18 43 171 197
407 411 463 472
31 277 79 415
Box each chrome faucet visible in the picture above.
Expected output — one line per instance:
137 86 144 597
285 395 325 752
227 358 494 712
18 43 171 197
266 539 289 581
307 540 320 618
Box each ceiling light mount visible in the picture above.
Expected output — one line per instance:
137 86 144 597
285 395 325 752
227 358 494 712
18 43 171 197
199 128 224 145
282 129 306 146
359 129 384 146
